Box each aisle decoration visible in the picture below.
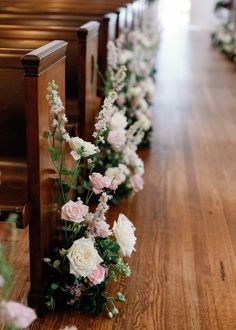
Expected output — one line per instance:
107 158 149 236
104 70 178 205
0 214 37 329
44 81 136 318
105 12 158 148
211 0 236 62
93 63 145 204
91 2 159 203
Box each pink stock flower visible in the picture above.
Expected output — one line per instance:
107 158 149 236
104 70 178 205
130 174 144 192
107 129 126 151
116 95 126 106
0 301 37 329
87 220 112 238
89 173 111 194
88 264 106 286
61 200 88 223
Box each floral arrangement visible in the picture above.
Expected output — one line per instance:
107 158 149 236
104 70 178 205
211 21 236 58
92 64 145 204
211 1 236 62
44 81 136 318
0 214 37 329
90 4 159 204
105 4 159 148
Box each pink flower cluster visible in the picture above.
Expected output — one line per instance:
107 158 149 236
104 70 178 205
89 172 111 194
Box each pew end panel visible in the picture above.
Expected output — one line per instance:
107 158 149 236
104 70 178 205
77 21 101 141
0 48 33 228
21 40 68 315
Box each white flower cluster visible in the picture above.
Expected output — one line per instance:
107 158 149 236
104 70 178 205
46 80 70 141
68 137 99 161
93 91 117 138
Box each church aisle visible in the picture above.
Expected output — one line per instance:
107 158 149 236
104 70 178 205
28 8 236 330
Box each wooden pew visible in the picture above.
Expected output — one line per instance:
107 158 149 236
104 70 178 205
20 41 68 314
0 41 67 230
0 1 132 35
0 22 101 139
0 13 117 88
0 48 32 228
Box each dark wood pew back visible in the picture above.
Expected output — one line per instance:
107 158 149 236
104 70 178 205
0 1 131 35
0 22 100 138
0 48 31 227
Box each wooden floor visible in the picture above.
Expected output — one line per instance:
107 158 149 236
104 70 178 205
3 2 236 329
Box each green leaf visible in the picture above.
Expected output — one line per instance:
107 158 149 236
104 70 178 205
109 255 120 264
53 260 60 269
48 146 60 161
108 269 117 281
61 167 74 176
45 296 55 309
50 283 60 290
117 292 126 301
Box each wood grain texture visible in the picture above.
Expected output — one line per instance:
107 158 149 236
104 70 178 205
3 2 236 329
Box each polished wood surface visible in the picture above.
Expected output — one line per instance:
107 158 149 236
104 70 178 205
3 1 236 329
0 21 101 137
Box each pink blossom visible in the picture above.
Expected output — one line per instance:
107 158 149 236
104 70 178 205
89 173 111 194
88 220 112 238
0 301 37 329
130 174 144 192
61 200 88 223
116 95 125 106
88 264 106 285
107 129 126 151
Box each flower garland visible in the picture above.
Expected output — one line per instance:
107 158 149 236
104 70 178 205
92 65 145 204
91 3 159 204
105 3 159 148
44 81 136 318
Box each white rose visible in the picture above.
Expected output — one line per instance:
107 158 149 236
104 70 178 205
112 214 136 257
118 164 130 176
138 98 148 111
133 157 144 175
105 166 127 190
123 148 144 175
67 238 103 278
136 113 151 131
107 129 126 151
118 49 133 64
130 86 143 98
68 137 99 160
110 112 127 130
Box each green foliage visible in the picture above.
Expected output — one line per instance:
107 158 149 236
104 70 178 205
48 146 60 161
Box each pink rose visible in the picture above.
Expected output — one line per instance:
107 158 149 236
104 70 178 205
0 301 37 329
61 200 88 223
107 129 126 151
130 174 144 192
89 173 111 194
88 264 106 285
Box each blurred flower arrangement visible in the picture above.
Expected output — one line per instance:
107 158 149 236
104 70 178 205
92 2 159 203
0 214 37 329
211 0 236 62
44 81 136 318
105 25 158 148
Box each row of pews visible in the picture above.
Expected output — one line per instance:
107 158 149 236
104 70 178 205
0 0 149 316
